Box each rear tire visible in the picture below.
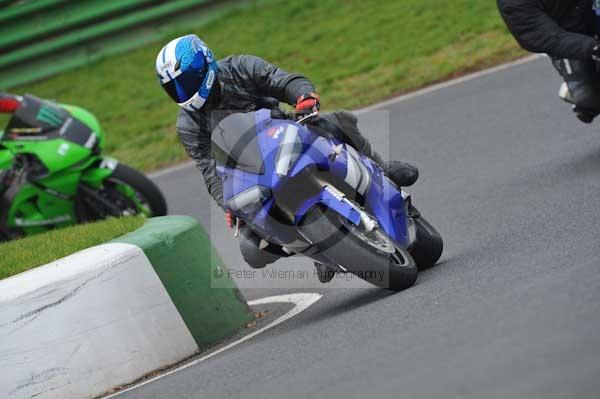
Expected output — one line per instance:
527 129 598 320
299 206 418 291
409 213 443 270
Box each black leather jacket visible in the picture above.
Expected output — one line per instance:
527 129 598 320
176 55 315 208
497 0 597 60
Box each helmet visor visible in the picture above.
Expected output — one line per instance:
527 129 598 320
162 65 208 103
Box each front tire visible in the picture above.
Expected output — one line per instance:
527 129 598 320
299 206 418 291
409 212 443 270
76 163 167 221
110 163 167 216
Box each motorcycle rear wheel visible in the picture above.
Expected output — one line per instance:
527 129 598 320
299 206 418 291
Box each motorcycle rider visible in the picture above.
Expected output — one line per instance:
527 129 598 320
497 0 600 123
155 34 419 276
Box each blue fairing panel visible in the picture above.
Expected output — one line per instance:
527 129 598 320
214 109 411 249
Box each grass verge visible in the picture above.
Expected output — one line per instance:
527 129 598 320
0 216 145 280
6 0 525 171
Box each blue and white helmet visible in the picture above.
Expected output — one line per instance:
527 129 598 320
156 34 218 112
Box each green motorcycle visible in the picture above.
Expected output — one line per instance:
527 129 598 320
0 94 167 241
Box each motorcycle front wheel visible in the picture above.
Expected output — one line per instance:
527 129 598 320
408 209 443 270
299 206 418 291
75 163 167 222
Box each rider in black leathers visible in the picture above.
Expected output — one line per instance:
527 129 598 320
497 0 600 122
157 35 418 276
176 54 417 208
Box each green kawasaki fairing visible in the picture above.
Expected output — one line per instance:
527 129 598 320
0 97 166 239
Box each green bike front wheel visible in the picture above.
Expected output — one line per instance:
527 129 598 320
76 163 167 222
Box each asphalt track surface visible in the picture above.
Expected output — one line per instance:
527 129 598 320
123 57 600 398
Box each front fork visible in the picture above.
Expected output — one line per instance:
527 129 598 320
80 156 118 188
319 184 418 248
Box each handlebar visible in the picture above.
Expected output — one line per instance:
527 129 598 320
296 111 320 125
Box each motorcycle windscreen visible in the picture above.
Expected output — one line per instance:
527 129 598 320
4 94 69 137
211 112 265 175
2 95 97 150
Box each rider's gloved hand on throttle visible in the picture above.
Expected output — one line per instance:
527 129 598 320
295 93 320 114
382 160 419 187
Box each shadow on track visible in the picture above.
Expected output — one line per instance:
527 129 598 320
301 260 450 326
304 289 397 326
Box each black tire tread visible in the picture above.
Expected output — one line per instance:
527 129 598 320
410 214 443 270
110 163 167 217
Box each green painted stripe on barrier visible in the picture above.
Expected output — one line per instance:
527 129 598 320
113 215 254 349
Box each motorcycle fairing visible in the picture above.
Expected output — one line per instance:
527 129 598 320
214 109 412 248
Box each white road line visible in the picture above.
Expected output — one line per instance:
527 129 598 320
104 292 323 398
149 55 541 179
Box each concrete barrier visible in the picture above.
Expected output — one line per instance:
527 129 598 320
0 216 253 399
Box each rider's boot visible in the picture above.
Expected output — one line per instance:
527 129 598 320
240 227 337 283
559 82 599 124
316 111 420 187
239 226 289 269
314 262 335 283
554 59 600 123
381 160 419 187
573 105 597 124
370 150 419 187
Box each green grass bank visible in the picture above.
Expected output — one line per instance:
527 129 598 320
6 0 524 171
0 216 145 279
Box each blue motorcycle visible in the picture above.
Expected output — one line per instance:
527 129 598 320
212 109 443 291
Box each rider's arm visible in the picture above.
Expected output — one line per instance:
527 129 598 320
0 93 22 113
497 0 597 61
233 55 316 106
176 109 225 209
